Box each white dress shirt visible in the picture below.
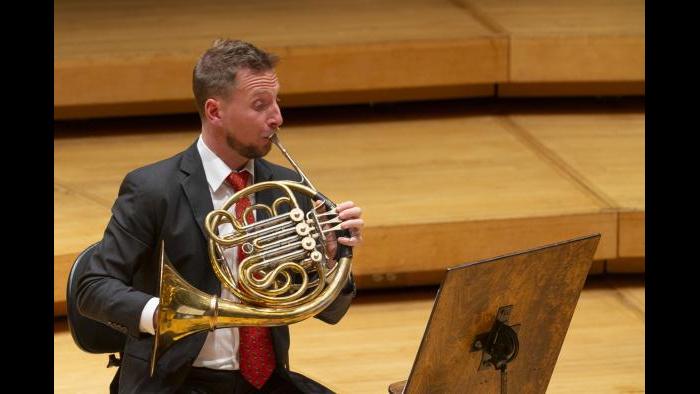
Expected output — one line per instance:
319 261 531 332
139 134 255 370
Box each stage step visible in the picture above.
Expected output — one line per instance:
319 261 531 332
54 276 644 393
54 97 644 315
55 0 644 119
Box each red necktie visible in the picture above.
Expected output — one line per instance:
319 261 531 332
225 170 277 389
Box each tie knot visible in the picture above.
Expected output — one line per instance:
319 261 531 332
226 170 250 192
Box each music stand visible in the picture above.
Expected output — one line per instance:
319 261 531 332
388 233 601 394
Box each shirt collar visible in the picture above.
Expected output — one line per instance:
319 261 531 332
197 134 255 192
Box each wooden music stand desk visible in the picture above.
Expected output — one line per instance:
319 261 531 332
388 234 601 394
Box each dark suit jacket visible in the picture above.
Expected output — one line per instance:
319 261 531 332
76 141 356 393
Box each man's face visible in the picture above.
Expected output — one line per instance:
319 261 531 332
218 68 282 159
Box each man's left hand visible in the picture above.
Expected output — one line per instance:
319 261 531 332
335 201 364 247
315 200 364 264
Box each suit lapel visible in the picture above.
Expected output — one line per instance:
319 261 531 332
180 149 279 238
179 142 215 241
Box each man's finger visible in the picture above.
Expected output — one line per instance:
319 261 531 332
338 236 362 246
313 199 326 211
338 207 362 219
340 219 364 230
334 201 355 211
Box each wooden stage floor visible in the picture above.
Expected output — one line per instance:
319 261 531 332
54 274 644 393
54 97 645 314
55 0 644 118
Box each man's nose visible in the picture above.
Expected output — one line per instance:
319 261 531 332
269 103 283 129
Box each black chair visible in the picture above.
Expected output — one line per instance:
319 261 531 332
66 242 125 365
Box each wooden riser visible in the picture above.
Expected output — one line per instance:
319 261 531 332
55 0 644 119
54 275 645 393
54 99 644 314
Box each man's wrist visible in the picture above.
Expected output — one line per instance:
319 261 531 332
139 297 160 335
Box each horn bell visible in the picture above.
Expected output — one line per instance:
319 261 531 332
149 132 353 376
150 241 352 376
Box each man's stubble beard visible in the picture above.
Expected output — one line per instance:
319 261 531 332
226 133 272 159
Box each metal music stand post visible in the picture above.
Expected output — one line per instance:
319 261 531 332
388 234 601 394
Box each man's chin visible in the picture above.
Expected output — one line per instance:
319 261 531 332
226 135 272 159
241 143 272 159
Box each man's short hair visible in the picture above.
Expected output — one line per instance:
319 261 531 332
193 39 278 118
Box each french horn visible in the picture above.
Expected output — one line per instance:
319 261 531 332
150 130 353 376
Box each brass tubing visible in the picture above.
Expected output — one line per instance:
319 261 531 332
150 132 353 376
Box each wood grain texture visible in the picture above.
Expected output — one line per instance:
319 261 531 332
546 278 644 393
607 258 645 274
506 112 645 210
465 0 645 82
505 112 644 260
355 213 616 276
54 0 644 118
498 82 645 97
509 35 644 82
404 236 598 393
55 0 508 117
618 211 645 258
55 110 621 308
54 275 644 393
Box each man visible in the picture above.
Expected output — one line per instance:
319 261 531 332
76 39 364 393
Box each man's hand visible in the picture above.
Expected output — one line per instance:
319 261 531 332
315 200 364 267
334 201 364 246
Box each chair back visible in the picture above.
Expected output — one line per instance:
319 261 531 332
66 242 126 353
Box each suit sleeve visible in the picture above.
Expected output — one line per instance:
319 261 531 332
314 273 356 324
75 171 160 338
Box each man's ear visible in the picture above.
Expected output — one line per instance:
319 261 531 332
204 98 222 126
